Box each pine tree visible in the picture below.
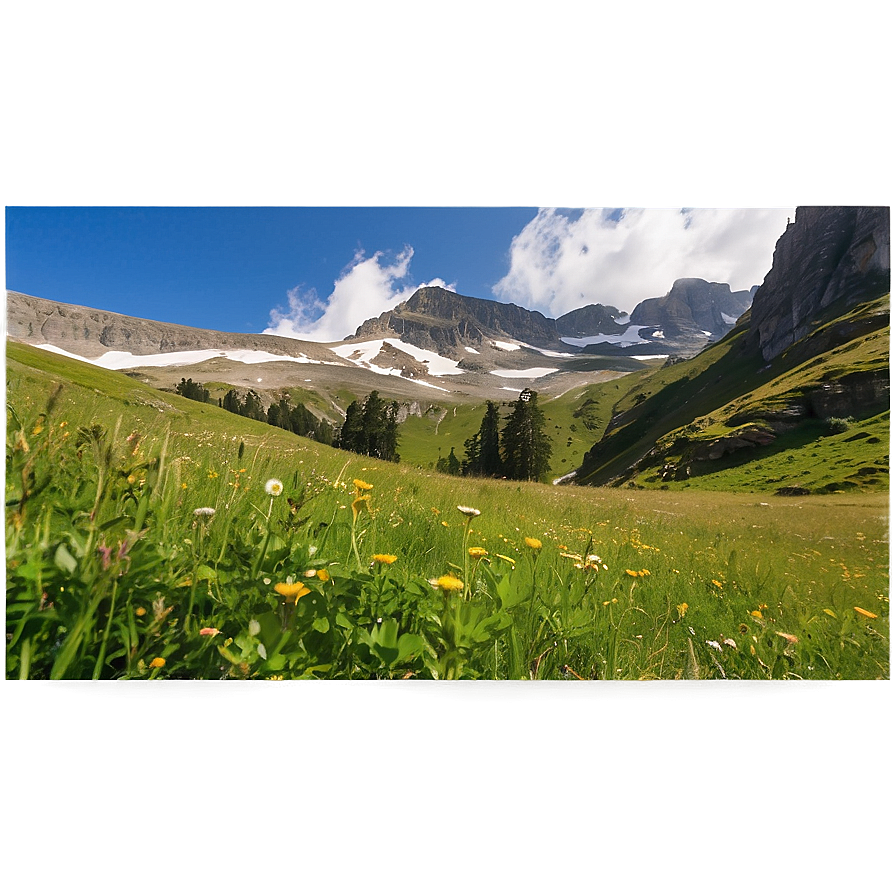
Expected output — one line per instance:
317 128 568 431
339 400 365 453
463 400 503 476
222 389 242 415
500 389 552 481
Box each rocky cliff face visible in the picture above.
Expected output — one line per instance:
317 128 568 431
629 278 755 337
352 286 563 353
555 304 626 337
5 291 324 359
748 206 890 361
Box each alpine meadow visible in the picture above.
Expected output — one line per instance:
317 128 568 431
5 206 889 680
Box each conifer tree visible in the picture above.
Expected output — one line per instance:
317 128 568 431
463 400 503 476
500 389 552 481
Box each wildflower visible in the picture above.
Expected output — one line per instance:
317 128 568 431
524 537 542 550
372 554 398 565
274 582 310 601
353 479 373 492
712 579 724 589
351 495 370 520
135 607 147 617
193 507 215 517
750 610 763 619
149 657 166 669
208 471 219 479
199 627 221 636
440 520 449 527
181 483 188 490
265 479 284 496
456 506 481 518
316 569 330 582
435 574 464 593
468 547 488 558
677 602 688 618
776 631 799 644
854 606 878 619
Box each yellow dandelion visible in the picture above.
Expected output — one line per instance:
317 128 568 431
372 553 398 565
524 537 542 550
468 547 488 558
135 607 147 617
676 602 688 618
274 582 311 601
354 479 373 491
181 483 188 490
149 657 166 669
440 520 450 527
854 606 878 619
208 471 219 479
712 579 724 589
750 609 763 619
316 569 330 582
625 569 640 577
436 574 464 592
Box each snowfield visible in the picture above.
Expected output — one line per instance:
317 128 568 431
490 367 559 378
35 345 328 369
330 339 464 376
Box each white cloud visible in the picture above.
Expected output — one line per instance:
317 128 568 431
492 207 795 316
265 247 454 342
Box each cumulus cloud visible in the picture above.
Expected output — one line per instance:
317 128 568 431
492 207 795 316
265 246 455 342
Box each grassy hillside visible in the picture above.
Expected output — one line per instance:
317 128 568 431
577 297 890 493
6 340 889 680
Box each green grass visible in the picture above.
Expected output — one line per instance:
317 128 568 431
6 341 889 680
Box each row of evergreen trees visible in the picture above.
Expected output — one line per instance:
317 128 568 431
337 391 400 462
173 378 334 445
438 390 553 482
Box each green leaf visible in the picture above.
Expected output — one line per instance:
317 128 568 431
54 543 77 574
312 617 330 634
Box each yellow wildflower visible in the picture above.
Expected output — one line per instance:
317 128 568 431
677 602 688 618
854 606 878 619
435 574 464 592
524 537 542 550
468 547 488 558
351 495 370 520
135 607 147 617
750 610 763 619
712 579 724 589
372 554 398 565
149 657 166 669
354 479 373 492
274 582 311 601
317 569 330 582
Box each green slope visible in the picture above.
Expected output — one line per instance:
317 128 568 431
576 297 890 493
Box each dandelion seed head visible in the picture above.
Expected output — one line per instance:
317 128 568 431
457 506 481 518
193 507 216 517
265 478 284 496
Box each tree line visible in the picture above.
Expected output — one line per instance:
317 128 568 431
337 390 400 462
174 378 335 445
437 389 553 482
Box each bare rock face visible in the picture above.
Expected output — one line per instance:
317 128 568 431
748 207 890 361
352 286 563 354
629 278 754 338
5 291 325 359
555 304 626 337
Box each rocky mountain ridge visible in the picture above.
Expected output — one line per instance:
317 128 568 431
747 206 889 360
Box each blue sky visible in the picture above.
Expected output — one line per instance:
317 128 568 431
6 206 794 342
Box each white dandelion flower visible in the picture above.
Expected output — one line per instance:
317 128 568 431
265 479 284 496
456 505 481 518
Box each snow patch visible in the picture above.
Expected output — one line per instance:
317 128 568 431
330 339 463 376
721 313 739 325
560 325 649 348
490 367 559 379
631 354 669 361
651 330 665 339
464 346 480 354
492 340 521 351
35 344 324 370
